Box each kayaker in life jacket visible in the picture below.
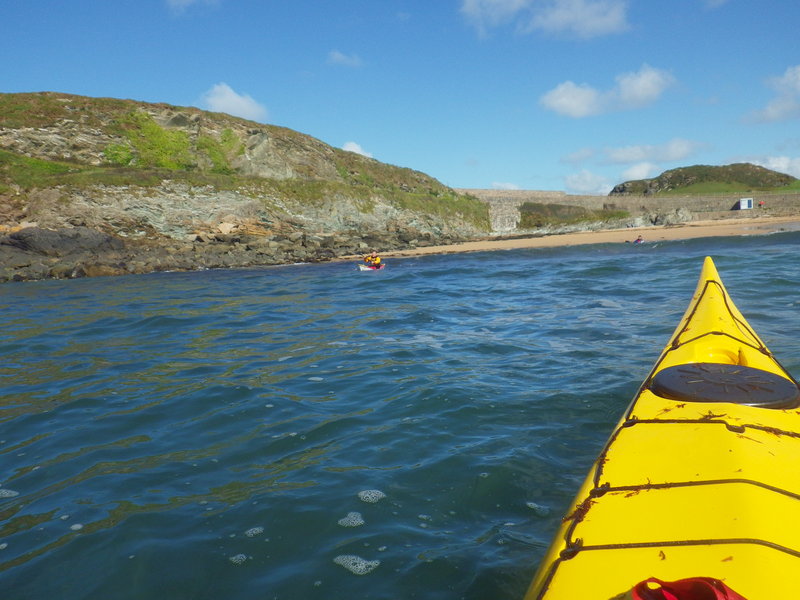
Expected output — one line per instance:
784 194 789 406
364 250 382 269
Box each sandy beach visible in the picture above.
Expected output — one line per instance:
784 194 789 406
373 215 800 259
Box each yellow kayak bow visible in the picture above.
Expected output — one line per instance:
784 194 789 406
525 256 800 599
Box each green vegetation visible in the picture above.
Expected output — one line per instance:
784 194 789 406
0 92 133 129
103 112 245 173
330 147 490 229
103 143 135 166
0 149 244 191
615 163 799 196
659 179 800 195
393 190 490 229
0 150 79 190
518 202 628 229
0 91 491 231
108 111 194 169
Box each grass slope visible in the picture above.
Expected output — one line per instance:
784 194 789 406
0 92 490 230
613 163 800 196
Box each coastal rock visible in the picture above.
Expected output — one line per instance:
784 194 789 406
650 207 693 226
3 226 123 256
0 92 491 283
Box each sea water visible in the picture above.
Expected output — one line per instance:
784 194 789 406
2 232 800 600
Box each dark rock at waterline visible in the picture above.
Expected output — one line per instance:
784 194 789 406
3 226 123 256
0 225 473 283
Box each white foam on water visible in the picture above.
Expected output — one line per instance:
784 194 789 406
526 501 551 516
337 511 365 527
70 524 83 531
244 526 264 537
333 554 380 575
229 553 248 564
308 376 324 381
357 489 386 503
0 489 19 498
0 543 7 550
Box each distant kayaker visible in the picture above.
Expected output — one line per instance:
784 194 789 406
633 235 644 244
363 250 382 269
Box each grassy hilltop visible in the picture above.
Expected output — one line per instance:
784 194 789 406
0 91 489 232
610 163 800 196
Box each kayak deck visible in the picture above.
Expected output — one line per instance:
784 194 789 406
525 257 800 599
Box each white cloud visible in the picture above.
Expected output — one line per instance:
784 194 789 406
604 138 703 164
327 50 363 68
749 156 800 178
529 0 630 38
460 0 532 36
621 162 658 180
200 83 268 122
751 65 800 123
540 81 603 117
540 64 675 117
492 181 521 190
342 141 373 158
562 147 596 163
564 169 613 195
615 65 676 108
461 0 628 38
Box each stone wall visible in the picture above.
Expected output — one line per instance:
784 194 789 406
457 189 800 232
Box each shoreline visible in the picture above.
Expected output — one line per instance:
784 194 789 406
367 215 800 259
4 215 799 283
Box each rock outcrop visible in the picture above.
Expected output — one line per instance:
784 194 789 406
0 92 490 282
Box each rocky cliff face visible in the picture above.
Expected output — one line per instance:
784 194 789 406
0 92 490 282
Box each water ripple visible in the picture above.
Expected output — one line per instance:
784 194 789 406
2 233 800 598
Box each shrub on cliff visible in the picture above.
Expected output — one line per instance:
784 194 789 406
106 111 194 170
518 202 628 229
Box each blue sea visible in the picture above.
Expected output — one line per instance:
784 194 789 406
3 232 800 600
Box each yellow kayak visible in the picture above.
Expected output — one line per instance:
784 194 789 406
524 256 800 599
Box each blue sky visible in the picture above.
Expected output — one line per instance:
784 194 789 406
4 1 800 194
